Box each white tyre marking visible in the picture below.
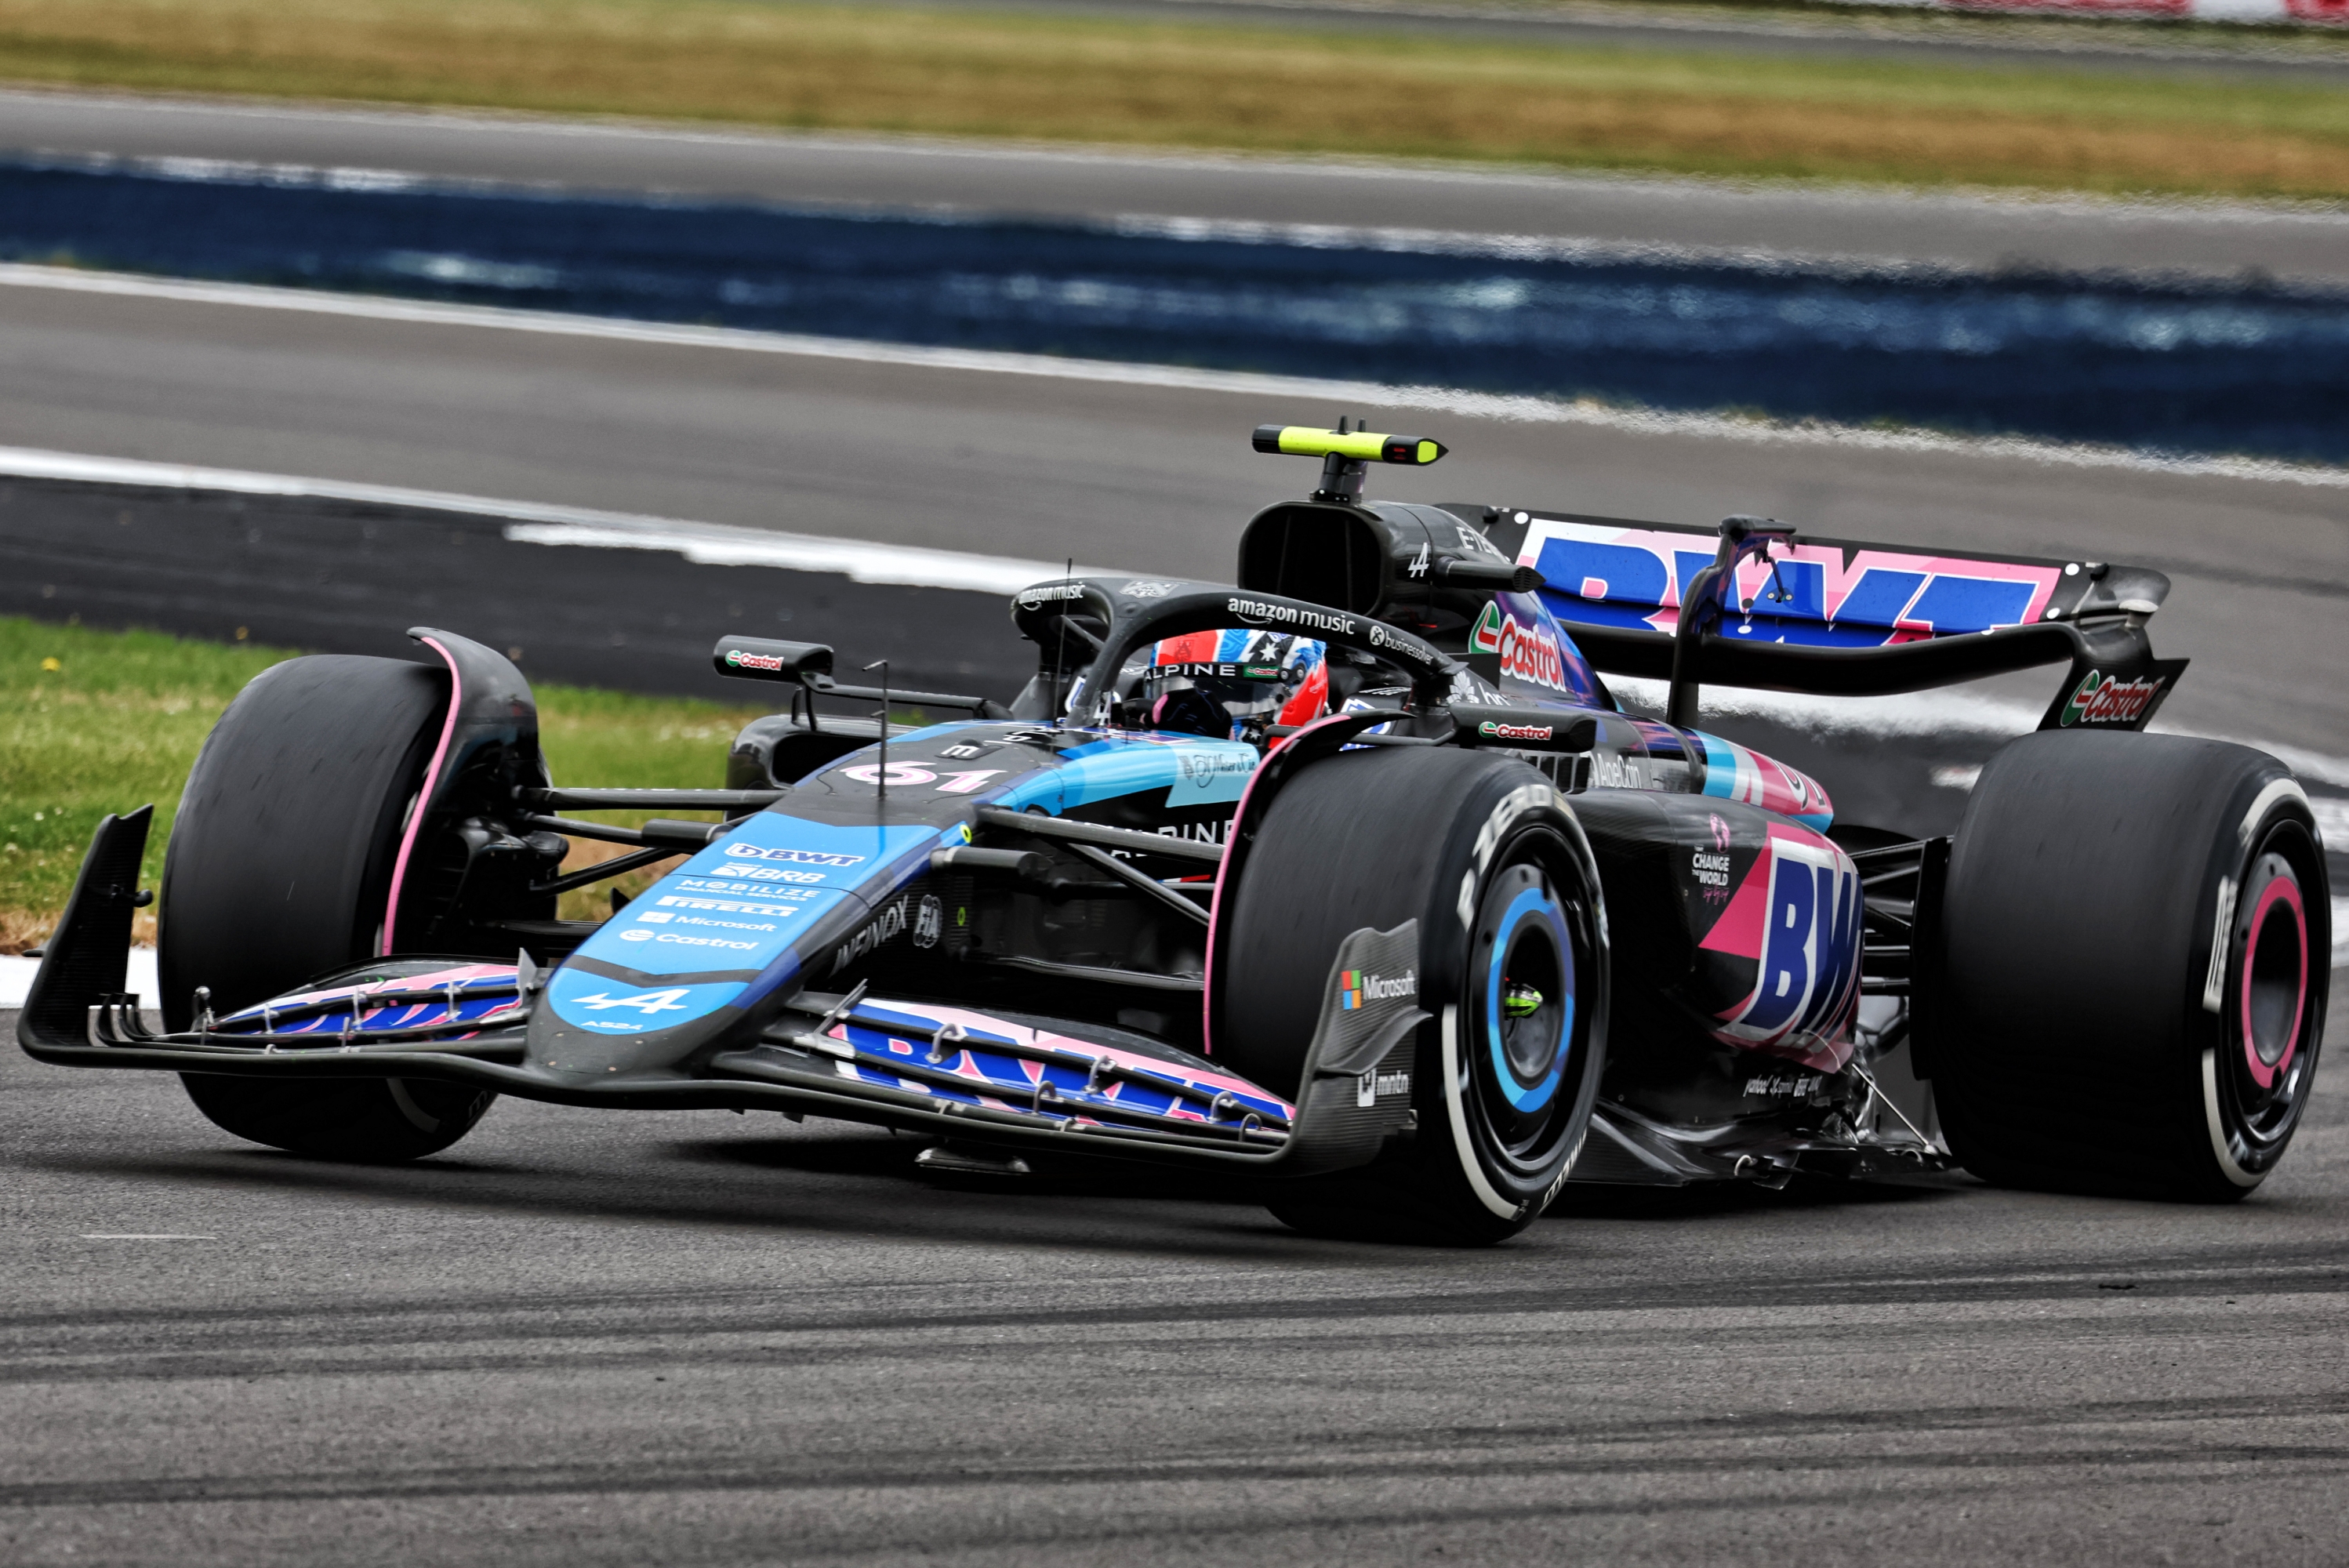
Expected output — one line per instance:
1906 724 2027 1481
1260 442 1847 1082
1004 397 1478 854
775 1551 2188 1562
1441 1004 1524 1221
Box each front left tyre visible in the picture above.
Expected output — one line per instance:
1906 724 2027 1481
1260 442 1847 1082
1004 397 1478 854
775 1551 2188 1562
1214 746 1607 1244
161 655 497 1162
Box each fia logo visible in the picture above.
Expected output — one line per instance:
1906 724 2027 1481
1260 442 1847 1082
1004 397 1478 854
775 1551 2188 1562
569 988 692 1014
913 895 943 950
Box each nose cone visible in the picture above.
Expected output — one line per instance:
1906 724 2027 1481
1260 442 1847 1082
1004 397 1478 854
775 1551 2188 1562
524 970 754 1083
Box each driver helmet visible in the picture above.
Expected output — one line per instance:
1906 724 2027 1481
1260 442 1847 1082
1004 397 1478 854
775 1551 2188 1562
1136 630 1328 743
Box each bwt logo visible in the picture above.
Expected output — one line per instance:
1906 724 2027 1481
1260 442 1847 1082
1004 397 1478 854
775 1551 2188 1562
1339 968 1416 1010
1717 838 1861 1052
723 842 865 867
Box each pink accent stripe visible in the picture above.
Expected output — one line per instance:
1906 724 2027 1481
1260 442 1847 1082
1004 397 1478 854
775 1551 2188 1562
1200 711 1361 1060
379 637 463 956
2241 877 2308 1090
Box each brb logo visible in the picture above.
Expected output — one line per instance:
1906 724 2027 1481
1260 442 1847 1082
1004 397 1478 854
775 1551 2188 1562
1703 832 1861 1065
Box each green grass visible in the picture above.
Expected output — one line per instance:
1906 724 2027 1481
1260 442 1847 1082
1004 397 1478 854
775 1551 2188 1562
2 0 2347 197
0 616 770 949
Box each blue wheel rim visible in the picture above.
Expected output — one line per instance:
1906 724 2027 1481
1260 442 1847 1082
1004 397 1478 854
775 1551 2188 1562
1483 883 1574 1114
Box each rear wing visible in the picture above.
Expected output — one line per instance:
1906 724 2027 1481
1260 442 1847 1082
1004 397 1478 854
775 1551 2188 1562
1477 510 2186 731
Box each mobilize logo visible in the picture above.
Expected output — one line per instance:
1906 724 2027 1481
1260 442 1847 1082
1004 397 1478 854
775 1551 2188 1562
2060 668 2166 728
1478 719 1552 742
723 842 866 868
677 879 819 899
1338 967 1417 1011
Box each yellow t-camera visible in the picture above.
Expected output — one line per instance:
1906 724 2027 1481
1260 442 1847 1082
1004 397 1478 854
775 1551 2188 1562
1251 425 1447 466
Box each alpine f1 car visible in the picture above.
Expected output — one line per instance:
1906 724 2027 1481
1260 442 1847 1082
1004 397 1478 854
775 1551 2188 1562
20 425 2332 1243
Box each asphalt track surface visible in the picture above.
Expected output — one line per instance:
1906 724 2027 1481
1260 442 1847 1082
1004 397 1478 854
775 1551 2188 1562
5 1005 2349 1566
5 93 2349 1565
8 89 2349 286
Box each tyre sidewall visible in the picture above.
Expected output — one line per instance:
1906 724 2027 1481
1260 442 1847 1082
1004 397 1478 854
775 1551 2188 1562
1414 771 1608 1229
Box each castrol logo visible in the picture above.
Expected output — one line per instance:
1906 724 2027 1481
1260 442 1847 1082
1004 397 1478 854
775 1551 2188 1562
2060 669 2165 728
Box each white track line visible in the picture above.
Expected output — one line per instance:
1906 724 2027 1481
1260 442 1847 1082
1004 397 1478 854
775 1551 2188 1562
9 437 2349 788
9 262 2349 491
0 444 1100 594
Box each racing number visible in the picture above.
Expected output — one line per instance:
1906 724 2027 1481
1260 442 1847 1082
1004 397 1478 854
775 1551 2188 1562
837 764 1004 794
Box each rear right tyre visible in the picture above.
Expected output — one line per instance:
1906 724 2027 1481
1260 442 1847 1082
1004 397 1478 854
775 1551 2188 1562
1926 731 2329 1201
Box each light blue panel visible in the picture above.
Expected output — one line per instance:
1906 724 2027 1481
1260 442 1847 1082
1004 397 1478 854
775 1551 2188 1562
565 813 937 982
993 739 1258 813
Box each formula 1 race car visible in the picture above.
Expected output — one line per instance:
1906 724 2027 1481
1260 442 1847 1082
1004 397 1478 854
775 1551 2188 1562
20 425 2333 1243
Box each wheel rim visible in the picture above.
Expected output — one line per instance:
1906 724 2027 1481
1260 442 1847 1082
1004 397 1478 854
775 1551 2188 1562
1465 857 1586 1180
2220 846 2318 1151
2241 866 2307 1088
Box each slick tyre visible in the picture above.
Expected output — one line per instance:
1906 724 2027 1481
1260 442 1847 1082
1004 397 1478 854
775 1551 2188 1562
160 655 496 1162
1928 731 2329 1201
1218 747 1607 1245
